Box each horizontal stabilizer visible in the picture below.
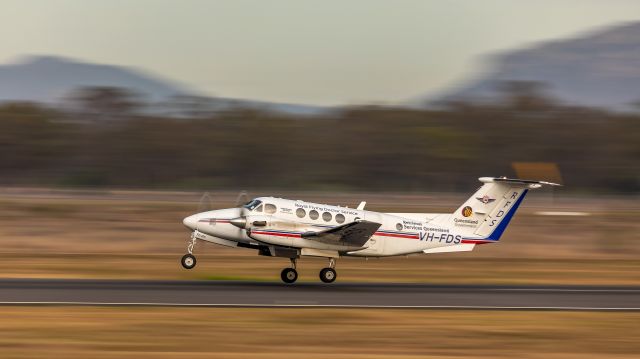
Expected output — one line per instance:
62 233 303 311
479 177 562 188
302 220 381 248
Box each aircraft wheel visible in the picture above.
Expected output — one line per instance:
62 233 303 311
181 254 197 269
319 267 337 283
281 268 298 284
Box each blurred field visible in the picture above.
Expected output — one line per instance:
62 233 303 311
0 307 638 358
0 188 638 285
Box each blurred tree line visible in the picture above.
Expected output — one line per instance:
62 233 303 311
0 85 637 193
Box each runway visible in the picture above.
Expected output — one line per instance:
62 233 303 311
0 279 638 310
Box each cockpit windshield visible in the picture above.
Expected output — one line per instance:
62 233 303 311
243 199 263 211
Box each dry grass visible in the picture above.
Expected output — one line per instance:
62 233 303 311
0 254 638 286
0 307 638 358
0 189 638 284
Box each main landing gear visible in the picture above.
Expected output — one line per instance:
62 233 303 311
319 258 337 283
279 257 338 284
181 232 197 270
281 258 298 284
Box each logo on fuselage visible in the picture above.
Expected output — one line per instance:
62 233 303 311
461 206 473 217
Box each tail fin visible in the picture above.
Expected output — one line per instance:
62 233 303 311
450 177 560 243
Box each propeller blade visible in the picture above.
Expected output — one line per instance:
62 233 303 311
235 190 250 207
197 192 214 212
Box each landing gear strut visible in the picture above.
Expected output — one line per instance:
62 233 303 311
280 258 298 284
181 232 198 269
319 258 337 283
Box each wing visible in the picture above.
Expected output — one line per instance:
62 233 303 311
301 220 381 248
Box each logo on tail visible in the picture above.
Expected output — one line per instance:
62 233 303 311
476 195 496 204
461 206 473 217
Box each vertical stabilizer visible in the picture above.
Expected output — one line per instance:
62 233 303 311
449 177 559 243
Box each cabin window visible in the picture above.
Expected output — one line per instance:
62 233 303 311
322 212 332 222
309 210 319 220
265 203 277 214
335 214 345 224
396 223 403 231
296 208 306 218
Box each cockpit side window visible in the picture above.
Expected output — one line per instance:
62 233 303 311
254 204 263 212
243 199 263 211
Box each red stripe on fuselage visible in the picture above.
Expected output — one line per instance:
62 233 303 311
461 239 495 245
251 231 301 238
374 232 419 240
198 219 231 223
253 230 419 240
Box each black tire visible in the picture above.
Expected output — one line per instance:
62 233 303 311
280 268 298 284
181 254 197 269
319 267 337 283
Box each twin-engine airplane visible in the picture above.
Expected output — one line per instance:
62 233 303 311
182 177 559 283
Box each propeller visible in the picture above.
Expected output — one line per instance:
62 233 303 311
197 192 214 212
232 190 250 230
193 189 252 234
196 190 251 213
235 190 250 207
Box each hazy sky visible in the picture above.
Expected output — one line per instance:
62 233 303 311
1 0 640 105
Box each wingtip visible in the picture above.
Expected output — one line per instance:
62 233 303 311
539 181 563 187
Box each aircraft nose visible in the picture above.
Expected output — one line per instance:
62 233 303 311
183 214 198 230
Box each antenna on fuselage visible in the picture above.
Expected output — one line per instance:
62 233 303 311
357 201 366 210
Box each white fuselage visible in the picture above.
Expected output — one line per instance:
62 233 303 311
183 196 480 257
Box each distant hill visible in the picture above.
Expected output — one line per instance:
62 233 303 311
426 22 640 110
0 55 327 115
0 55 195 103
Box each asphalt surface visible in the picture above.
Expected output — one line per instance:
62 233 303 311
0 279 638 310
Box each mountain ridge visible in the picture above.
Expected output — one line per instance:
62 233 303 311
0 55 328 115
426 21 640 110
0 55 196 102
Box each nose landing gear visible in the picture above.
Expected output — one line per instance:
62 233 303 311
181 232 198 269
280 258 298 284
181 253 197 269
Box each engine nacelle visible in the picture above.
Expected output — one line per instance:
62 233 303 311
246 215 303 247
